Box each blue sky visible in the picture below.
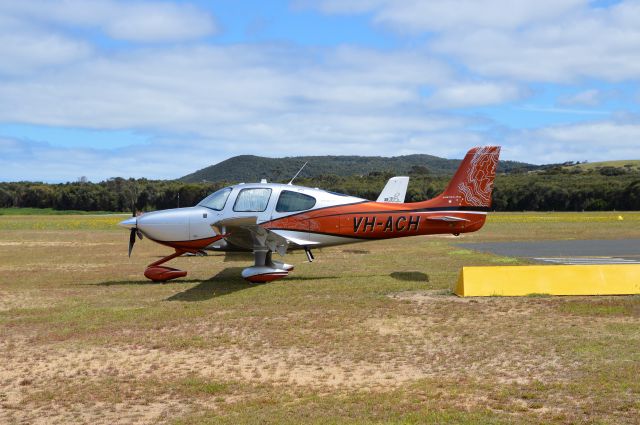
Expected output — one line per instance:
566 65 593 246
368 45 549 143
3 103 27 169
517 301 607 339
0 0 639 182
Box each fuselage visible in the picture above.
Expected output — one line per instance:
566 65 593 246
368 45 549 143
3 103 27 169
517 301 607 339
119 181 488 253
118 146 500 283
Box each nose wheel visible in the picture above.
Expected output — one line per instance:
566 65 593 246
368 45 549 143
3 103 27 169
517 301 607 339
144 250 188 282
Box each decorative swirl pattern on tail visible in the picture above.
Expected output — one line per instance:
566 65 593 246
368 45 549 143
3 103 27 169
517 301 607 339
457 146 500 207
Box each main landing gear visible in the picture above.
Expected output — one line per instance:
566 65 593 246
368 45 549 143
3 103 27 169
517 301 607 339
241 249 294 283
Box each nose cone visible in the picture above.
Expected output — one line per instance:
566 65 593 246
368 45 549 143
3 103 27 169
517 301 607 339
134 208 191 242
119 216 137 229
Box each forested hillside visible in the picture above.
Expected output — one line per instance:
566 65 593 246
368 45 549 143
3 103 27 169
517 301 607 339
1 165 639 212
180 154 537 182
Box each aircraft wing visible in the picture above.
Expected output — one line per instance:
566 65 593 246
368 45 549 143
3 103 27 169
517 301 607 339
211 216 290 255
377 176 409 203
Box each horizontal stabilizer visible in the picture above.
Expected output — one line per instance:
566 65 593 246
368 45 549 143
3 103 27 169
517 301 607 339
377 176 409 203
426 215 470 222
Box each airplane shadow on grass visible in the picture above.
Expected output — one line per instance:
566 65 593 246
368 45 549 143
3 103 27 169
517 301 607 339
94 266 341 302
166 268 341 301
95 279 202 286
166 267 250 302
93 267 252 301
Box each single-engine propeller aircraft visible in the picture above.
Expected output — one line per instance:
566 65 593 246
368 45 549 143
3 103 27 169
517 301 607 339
119 146 500 283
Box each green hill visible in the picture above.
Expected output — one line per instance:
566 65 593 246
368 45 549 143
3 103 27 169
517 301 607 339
565 160 640 172
180 154 537 183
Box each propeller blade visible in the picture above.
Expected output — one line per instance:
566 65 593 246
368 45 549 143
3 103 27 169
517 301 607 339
128 228 136 257
136 229 143 240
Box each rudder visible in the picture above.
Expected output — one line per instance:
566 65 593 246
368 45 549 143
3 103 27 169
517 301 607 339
436 146 501 208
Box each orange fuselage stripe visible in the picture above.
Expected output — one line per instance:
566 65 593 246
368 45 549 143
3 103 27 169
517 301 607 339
263 200 487 240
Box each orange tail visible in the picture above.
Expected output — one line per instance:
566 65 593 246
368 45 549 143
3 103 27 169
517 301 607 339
429 146 501 209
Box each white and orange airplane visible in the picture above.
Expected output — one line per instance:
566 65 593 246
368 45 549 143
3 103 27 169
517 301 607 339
120 146 500 283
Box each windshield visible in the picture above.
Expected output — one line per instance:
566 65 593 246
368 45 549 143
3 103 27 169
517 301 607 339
198 187 232 211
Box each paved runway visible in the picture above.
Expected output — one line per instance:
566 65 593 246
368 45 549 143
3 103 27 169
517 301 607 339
459 239 640 265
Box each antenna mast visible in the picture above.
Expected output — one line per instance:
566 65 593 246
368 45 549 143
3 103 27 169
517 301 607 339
288 162 308 185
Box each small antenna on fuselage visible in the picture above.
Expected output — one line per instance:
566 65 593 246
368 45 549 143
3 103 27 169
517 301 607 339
288 161 308 185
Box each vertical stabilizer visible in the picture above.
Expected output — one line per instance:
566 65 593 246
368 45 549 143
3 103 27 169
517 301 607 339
434 146 501 208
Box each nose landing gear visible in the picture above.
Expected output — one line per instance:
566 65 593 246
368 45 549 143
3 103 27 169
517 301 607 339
144 250 188 282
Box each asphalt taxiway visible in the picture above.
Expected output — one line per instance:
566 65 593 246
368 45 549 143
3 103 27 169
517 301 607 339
459 239 640 265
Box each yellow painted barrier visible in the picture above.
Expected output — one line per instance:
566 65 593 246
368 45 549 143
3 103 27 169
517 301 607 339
453 264 640 297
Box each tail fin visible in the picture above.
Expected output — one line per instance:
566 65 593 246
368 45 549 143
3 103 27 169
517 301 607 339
434 146 501 208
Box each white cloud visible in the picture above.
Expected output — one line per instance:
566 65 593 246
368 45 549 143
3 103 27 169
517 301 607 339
427 82 528 109
430 1 640 82
0 0 217 43
0 45 453 133
0 122 484 182
306 0 586 31
0 31 91 76
379 0 585 32
5 117 640 182
1 0 638 182
506 120 640 164
538 121 640 146
433 16 640 82
308 0 640 83
101 2 217 42
0 41 479 181
558 89 602 107
0 15 91 75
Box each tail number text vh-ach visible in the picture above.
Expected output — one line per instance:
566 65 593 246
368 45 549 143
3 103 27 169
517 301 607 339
353 215 420 233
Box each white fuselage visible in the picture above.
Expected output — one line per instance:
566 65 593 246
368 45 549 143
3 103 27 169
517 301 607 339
119 182 364 250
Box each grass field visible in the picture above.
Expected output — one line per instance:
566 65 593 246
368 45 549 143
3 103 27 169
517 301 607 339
1 212 639 424
0 208 123 216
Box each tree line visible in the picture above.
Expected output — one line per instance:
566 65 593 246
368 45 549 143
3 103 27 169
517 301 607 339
1 168 639 212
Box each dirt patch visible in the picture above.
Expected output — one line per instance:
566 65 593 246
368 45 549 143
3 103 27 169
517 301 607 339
1 330 566 423
0 342 423 424
365 317 425 336
0 290 55 311
384 290 568 384
391 290 486 303
3 396 200 425
0 263 108 273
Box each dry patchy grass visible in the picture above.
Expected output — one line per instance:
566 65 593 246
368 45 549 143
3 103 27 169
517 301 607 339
0 212 639 424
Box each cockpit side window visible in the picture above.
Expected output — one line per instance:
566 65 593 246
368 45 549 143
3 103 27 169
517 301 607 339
276 190 316 213
233 188 272 212
198 187 232 211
